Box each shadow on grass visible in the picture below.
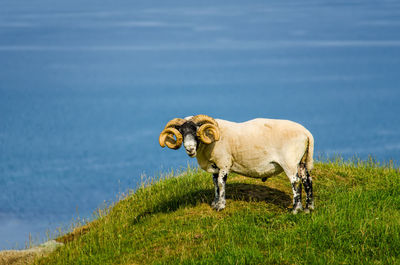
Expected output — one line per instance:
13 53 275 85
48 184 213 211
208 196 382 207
132 183 291 224
226 183 291 208
58 183 292 242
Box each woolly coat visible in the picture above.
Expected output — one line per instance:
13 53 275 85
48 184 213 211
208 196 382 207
195 118 314 178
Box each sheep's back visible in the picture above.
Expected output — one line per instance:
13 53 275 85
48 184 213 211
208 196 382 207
215 118 310 177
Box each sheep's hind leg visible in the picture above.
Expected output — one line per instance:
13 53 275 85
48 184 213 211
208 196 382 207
211 170 228 211
284 165 303 214
299 163 314 213
291 174 303 214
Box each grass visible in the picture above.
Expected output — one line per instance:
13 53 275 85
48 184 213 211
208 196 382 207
36 158 400 264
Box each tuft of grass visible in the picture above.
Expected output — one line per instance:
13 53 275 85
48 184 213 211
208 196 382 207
36 161 400 264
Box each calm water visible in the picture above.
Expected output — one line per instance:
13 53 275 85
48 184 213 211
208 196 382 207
1 0 399 249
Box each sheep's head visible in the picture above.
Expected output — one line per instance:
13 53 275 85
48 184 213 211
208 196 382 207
159 115 220 157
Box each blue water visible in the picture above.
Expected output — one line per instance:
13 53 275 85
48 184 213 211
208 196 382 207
1 0 400 249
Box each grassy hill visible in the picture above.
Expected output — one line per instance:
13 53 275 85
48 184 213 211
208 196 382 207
36 159 400 264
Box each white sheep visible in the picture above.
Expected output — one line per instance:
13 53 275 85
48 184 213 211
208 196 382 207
159 115 314 214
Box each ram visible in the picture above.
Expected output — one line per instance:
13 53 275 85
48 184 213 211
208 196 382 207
159 115 314 214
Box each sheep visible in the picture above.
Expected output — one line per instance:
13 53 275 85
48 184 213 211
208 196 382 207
159 115 314 214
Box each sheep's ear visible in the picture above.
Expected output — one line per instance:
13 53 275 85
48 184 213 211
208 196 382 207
197 124 220 144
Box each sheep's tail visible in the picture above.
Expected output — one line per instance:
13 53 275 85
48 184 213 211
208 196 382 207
302 130 314 171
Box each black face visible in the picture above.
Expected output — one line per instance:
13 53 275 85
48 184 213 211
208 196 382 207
179 121 198 157
179 121 197 138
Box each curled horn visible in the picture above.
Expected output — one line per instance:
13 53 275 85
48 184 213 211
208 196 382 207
191 115 220 144
159 118 185 149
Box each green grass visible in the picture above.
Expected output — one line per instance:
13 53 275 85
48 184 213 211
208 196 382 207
37 159 400 264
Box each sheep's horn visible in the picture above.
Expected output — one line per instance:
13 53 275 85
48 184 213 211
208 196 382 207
159 127 183 149
163 118 185 129
159 118 185 149
197 123 220 144
192 115 220 144
191 115 218 127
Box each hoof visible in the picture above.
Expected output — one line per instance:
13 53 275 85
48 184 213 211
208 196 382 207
213 202 226 211
292 206 303 215
215 205 225 211
304 204 315 214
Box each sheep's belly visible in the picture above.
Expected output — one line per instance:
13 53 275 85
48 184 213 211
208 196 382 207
231 161 283 179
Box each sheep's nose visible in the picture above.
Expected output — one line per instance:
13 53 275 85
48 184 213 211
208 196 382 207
186 147 195 153
183 135 197 153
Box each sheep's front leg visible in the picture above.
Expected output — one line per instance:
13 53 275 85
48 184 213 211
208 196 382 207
211 173 219 208
211 170 228 211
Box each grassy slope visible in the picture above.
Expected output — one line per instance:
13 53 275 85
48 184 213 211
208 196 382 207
37 160 400 264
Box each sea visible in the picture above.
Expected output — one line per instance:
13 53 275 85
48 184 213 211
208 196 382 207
1 0 399 249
